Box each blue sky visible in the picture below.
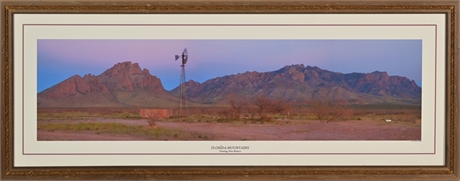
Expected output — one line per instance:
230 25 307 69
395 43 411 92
37 39 422 92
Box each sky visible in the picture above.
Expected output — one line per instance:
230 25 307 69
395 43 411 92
37 39 422 92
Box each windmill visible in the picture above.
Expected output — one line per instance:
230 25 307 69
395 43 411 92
175 48 188 117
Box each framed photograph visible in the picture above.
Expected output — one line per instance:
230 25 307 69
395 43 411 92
1 0 459 180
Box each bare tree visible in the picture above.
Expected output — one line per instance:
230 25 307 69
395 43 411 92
253 95 272 120
227 94 247 120
310 98 345 123
268 97 292 119
247 106 258 119
146 115 161 128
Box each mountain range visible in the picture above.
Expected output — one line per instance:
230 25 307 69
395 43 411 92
38 61 421 107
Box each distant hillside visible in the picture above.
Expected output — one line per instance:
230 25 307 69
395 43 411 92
170 64 421 105
38 62 421 107
38 62 178 107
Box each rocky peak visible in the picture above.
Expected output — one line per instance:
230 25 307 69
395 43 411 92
305 65 321 70
100 61 143 77
69 74 82 79
411 80 418 86
143 68 150 75
82 74 96 80
363 71 390 83
37 62 174 107
187 79 198 84
278 64 305 73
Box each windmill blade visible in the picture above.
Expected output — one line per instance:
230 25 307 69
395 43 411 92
184 55 188 64
182 48 189 64
175 55 180 61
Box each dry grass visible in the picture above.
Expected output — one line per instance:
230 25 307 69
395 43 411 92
38 105 421 125
37 122 208 140
38 108 141 121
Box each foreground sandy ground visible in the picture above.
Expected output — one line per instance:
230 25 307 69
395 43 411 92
37 118 421 141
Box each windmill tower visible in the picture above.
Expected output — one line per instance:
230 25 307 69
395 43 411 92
175 48 188 117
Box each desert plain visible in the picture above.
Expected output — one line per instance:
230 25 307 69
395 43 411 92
37 106 421 141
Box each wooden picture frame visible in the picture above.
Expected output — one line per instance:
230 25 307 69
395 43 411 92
1 0 459 180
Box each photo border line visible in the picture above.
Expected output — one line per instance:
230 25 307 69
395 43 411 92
23 24 437 26
24 23 437 156
22 152 437 156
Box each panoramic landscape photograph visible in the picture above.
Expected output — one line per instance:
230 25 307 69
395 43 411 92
37 39 422 141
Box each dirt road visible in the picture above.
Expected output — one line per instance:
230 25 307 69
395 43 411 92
37 119 420 141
